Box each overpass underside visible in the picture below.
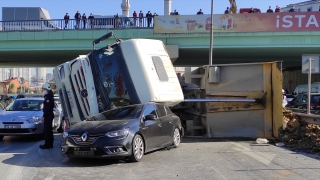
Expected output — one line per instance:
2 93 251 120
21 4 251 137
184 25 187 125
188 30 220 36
1 28 320 68
0 47 318 68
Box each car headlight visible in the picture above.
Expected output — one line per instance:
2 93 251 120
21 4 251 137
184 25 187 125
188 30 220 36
26 116 42 123
105 128 129 138
63 131 68 138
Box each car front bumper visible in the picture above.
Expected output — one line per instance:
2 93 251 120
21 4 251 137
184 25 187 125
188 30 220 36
0 122 44 136
61 134 133 158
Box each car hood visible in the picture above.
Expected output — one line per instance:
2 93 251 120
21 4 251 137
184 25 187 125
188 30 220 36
0 111 43 121
68 120 134 135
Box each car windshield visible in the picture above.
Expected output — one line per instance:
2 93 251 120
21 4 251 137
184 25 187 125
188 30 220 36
6 99 44 111
87 105 144 121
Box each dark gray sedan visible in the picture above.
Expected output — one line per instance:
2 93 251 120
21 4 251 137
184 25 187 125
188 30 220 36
61 103 184 162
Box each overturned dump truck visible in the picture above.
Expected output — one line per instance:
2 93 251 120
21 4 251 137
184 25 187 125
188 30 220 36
53 32 283 139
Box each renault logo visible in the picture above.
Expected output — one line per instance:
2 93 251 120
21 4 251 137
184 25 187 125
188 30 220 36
11 118 15 121
81 132 88 142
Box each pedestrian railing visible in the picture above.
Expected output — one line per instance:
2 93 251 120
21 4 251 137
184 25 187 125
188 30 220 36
0 17 155 31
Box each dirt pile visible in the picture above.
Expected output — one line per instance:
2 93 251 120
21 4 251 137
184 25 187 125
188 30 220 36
279 108 320 154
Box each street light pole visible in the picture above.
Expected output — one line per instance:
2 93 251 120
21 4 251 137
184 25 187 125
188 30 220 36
209 0 214 65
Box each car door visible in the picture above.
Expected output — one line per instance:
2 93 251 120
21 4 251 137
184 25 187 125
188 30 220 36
156 104 173 146
140 104 163 151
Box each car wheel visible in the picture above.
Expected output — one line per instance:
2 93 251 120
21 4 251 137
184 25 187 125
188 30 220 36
129 134 144 162
0 135 4 140
172 128 181 148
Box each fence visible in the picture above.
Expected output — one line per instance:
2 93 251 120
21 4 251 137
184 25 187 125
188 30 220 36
0 17 155 31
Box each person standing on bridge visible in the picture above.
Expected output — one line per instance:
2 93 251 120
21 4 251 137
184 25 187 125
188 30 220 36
82 13 87 29
88 13 94 29
146 11 153 27
39 83 55 149
197 9 204 15
74 11 81 29
133 11 137 27
139 11 144 27
64 13 69 29
266 6 273 13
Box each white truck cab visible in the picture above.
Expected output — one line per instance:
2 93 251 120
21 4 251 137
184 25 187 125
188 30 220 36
53 32 184 126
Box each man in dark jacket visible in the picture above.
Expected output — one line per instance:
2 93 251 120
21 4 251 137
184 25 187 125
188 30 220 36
74 11 81 29
267 6 273 13
64 13 69 29
146 11 153 27
197 9 204 15
39 83 55 149
88 13 94 29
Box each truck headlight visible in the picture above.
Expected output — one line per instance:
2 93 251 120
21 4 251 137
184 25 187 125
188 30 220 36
63 131 69 138
26 117 41 123
105 128 129 138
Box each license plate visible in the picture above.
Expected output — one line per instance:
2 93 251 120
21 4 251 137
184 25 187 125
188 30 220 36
4 125 21 129
74 151 94 156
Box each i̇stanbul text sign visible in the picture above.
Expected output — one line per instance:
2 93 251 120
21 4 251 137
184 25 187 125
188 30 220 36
153 12 320 34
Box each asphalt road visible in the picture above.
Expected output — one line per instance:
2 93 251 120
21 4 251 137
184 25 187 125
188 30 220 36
1 134 320 180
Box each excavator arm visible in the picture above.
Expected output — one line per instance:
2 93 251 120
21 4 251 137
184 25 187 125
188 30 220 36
229 0 237 14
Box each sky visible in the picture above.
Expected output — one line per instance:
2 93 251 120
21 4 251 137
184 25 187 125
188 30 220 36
0 0 308 74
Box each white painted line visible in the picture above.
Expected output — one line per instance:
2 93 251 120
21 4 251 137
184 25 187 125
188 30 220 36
231 142 276 166
44 175 55 180
0 152 27 155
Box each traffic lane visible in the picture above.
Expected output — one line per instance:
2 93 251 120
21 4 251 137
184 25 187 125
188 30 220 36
1 137 320 180
0 134 60 180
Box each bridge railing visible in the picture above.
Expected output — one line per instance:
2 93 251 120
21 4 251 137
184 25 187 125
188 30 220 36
0 17 154 31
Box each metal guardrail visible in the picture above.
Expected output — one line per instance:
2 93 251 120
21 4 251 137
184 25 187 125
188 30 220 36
0 17 155 31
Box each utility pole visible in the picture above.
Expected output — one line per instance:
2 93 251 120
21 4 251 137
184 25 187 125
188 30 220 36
209 0 214 65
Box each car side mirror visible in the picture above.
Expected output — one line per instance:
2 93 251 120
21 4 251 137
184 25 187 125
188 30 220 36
144 114 156 121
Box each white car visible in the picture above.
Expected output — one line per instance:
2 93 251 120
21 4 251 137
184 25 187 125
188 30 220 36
0 97 60 140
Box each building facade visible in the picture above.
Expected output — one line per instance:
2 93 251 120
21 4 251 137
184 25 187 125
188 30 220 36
35 67 46 85
281 0 320 12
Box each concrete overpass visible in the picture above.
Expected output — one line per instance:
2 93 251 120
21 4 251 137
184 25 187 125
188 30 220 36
1 29 320 67
1 12 320 68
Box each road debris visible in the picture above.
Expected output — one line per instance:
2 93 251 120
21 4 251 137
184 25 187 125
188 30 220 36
256 138 269 144
279 108 320 155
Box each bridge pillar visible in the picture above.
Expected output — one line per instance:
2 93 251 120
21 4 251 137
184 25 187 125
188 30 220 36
165 45 179 62
164 0 172 15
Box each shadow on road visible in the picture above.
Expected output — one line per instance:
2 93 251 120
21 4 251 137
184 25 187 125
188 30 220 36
1 133 148 167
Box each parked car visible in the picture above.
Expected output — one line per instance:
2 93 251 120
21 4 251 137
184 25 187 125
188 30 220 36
0 97 60 140
285 93 320 110
61 103 184 162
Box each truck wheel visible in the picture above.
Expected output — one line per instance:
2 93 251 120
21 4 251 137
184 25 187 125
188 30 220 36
0 135 4 140
129 134 144 162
